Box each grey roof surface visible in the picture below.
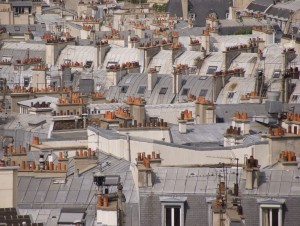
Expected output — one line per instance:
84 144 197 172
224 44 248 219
0 113 52 152
11 1 32 7
106 74 213 105
216 77 256 104
243 168 300 196
167 0 232 26
18 96 58 108
4 24 46 36
247 0 273 12
0 42 46 63
140 167 243 194
170 123 229 145
17 151 137 210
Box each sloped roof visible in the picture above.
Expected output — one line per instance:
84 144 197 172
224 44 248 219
247 0 273 12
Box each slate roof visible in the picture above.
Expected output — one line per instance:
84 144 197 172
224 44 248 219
247 0 273 13
170 123 229 145
17 151 137 225
140 167 243 194
18 96 58 108
106 74 213 105
167 0 232 27
243 168 300 196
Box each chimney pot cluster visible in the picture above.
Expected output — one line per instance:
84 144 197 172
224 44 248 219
214 68 244 77
30 101 51 108
180 109 193 120
126 96 145 105
32 136 40 145
75 148 95 159
58 93 83 105
137 151 161 166
269 127 286 136
246 155 259 168
12 85 72 94
234 111 248 120
287 112 300 122
119 119 167 129
226 126 242 136
3 144 27 156
279 150 296 162
19 160 66 171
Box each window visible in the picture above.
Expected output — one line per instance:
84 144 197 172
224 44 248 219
159 87 168 94
181 79 187 86
292 95 299 102
24 78 29 87
199 89 208 97
160 196 186 226
258 199 284 226
137 86 146 94
120 86 128 93
181 88 190 96
29 26 36 31
2 56 12 62
273 71 281 78
206 66 217 75
227 91 235 99
199 76 208 80
125 77 133 84
166 206 181 226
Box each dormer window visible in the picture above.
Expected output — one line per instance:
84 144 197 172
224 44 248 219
273 70 281 78
199 89 208 97
181 88 189 96
159 87 168 95
227 91 235 99
206 66 217 75
120 86 128 93
137 86 146 94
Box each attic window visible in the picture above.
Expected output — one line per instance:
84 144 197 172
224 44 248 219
84 61 93 68
227 91 235 99
292 95 299 101
125 77 133 84
181 88 190 96
159 87 168 95
181 79 187 86
137 86 146 94
14 26 20 31
199 76 208 80
2 56 12 62
273 71 281 78
206 66 217 75
29 26 36 31
120 86 128 93
199 89 208 97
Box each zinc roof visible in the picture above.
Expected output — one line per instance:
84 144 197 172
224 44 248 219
102 47 140 69
216 77 256 104
141 167 243 194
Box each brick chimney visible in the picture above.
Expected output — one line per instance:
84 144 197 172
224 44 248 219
137 155 154 187
244 156 260 190
74 148 97 174
148 68 158 92
126 96 146 125
94 40 110 69
231 112 250 135
45 39 75 66
106 64 127 86
31 64 48 90
195 97 215 124
171 72 182 95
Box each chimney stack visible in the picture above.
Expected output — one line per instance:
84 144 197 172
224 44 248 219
244 156 260 190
